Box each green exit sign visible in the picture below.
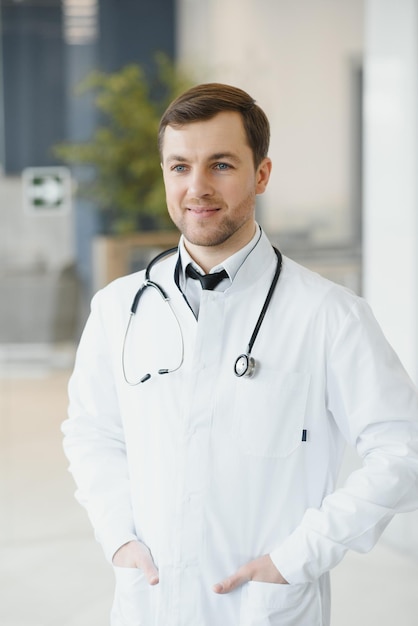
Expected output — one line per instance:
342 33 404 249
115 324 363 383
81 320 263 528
22 167 72 214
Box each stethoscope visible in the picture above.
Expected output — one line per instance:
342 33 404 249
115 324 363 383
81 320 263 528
122 245 282 385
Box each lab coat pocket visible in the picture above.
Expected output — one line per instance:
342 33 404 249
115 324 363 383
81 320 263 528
241 581 322 626
234 370 310 457
111 566 156 626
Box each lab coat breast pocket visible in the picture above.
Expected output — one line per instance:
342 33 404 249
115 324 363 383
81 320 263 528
111 567 156 626
233 370 310 457
240 581 322 626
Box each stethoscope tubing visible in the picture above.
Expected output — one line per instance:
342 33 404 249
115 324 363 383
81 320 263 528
233 246 282 377
245 247 281 355
122 244 282 384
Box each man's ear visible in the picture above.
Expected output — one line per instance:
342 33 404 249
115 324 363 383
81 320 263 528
255 158 272 195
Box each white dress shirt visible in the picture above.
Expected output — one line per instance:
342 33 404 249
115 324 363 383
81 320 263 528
178 225 262 316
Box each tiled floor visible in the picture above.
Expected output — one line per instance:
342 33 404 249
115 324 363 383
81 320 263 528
1 361 417 625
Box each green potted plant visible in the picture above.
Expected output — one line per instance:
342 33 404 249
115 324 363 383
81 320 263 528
55 54 190 235
54 54 191 287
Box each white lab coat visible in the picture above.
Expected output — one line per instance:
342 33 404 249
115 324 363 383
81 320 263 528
63 232 418 626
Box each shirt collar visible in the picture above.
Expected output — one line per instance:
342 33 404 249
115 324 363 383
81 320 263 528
178 224 262 286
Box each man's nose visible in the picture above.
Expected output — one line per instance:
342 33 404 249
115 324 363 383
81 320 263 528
188 169 214 197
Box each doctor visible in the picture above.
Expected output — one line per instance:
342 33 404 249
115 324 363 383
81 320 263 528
63 83 418 626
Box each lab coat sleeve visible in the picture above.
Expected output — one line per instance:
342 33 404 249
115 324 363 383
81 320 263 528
270 298 418 583
62 289 138 563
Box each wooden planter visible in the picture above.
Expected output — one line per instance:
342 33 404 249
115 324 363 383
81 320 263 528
92 230 180 291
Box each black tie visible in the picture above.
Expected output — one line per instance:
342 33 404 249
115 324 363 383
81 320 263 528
186 264 228 290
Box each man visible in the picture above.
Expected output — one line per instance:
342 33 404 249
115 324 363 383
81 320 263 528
63 83 418 626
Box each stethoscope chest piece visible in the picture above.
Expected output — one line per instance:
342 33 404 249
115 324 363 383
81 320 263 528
234 353 256 378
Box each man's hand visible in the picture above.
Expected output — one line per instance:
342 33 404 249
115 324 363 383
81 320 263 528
112 540 159 585
213 554 287 594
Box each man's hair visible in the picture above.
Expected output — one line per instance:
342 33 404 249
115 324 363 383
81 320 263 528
158 83 270 167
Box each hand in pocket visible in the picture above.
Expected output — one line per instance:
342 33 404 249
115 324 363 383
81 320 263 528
112 540 159 585
213 554 287 594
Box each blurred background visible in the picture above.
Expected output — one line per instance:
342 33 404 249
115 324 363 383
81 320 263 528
0 0 417 624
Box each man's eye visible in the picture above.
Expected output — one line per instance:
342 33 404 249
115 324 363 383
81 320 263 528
172 165 187 172
214 163 231 171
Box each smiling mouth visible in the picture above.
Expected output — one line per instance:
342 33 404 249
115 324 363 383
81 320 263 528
187 206 220 215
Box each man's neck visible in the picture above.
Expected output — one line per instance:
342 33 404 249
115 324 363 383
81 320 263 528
184 221 257 273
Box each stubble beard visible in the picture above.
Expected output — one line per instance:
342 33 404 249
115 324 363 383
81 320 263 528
172 190 256 248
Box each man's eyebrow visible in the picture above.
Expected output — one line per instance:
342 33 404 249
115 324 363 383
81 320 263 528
210 152 241 164
165 154 188 164
165 152 242 165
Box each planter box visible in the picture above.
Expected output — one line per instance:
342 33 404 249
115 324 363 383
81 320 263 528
92 231 180 291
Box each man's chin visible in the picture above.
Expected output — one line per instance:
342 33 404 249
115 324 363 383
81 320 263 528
183 230 233 248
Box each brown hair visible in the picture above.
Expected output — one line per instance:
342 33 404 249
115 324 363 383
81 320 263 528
158 83 270 167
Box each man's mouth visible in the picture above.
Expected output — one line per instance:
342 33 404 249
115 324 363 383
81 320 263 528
186 206 221 216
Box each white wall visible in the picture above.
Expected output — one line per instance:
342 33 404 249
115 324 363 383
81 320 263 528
363 0 418 557
177 0 364 243
363 0 418 384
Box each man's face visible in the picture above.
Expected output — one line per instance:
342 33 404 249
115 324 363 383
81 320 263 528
161 111 271 254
